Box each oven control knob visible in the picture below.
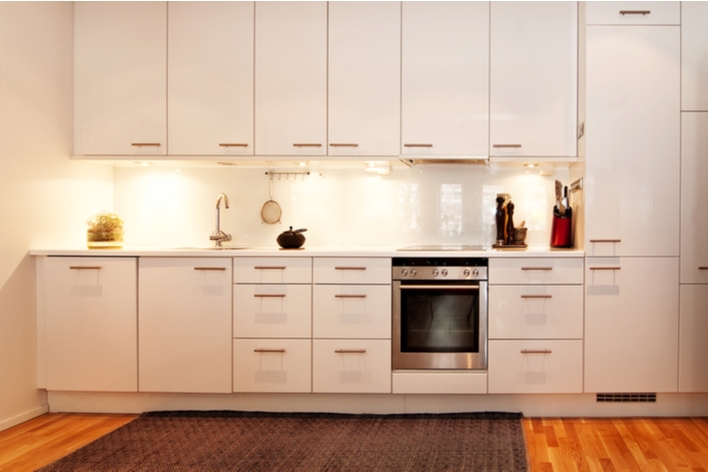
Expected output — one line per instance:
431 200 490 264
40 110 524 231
463 269 471 277
432 269 439 276
441 269 448 277
401 269 408 277
472 269 479 277
410 269 417 276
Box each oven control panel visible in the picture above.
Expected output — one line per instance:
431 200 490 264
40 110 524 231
392 258 488 281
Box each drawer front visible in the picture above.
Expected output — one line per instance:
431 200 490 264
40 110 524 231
312 339 391 393
489 285 583 339
233 284 312 338
586 2 679 25
233 339 311 393
233 257 312 284
313 285 391 339
488 340 583 394
392 371 487 395
313 257 391 284
489 258 583 285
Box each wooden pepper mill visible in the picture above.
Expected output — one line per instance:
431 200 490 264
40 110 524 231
495 196 505 245
506 201 515 245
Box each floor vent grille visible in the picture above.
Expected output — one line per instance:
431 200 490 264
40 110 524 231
596 393 657 403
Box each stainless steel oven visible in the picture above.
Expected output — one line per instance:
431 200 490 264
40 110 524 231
392 257 488 370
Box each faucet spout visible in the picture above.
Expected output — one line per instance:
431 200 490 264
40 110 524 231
210 193 232 247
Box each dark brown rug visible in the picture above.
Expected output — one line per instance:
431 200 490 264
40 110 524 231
37 411 529 471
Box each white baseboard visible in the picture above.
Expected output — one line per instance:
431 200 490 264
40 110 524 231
0 405 49 432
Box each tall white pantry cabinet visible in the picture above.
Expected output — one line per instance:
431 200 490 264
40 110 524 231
584 3 681 393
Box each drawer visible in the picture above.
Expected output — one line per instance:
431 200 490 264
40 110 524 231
312 339 391 393
489 258 583 285
313 257 391 285
313 285 391 339
233 284 311 338
392 371 487 395
488 340 583 394
233 339 311 393
489 285 583 339
586 2 679 25
233 257 311 284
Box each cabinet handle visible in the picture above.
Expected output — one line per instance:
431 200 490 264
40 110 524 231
334 266 367 271
335 294 367 299
589 267 621 271
254 266 286 270
521 267 552 271
293 143 322 148
493 144 522 148
131 143 161 147
219 143 248 147
194 267 227 271
330 143 359 147
404 144 433 148
253 293 286 298
619 10 650 15
334 349 366 354
69 266 102 270
254 348 286 353
589 239 621 243
699 267 708 270
521 349 552 354
520 294 552 299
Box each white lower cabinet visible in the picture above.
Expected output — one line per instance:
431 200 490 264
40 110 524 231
233 284 311 339
392 371 487 395
488 340 583 394
313 339 391 394
139 258 232 393
40 257 138 392
313 285 391 339
233 339 311 393
679 285 708 392
585 257 679 393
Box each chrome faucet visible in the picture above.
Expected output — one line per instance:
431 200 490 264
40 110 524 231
209 193 232 247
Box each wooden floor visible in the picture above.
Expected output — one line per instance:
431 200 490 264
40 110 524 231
1 414 708 471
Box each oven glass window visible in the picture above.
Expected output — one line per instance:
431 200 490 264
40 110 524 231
400 287 480 353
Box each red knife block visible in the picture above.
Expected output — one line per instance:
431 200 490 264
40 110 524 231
550 210 572 248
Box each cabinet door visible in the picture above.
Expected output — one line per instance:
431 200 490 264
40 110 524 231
679 285 708 392
401 2 489 158
313 339 391 393
139 258 232 393
489 2 577 157
233 339 311 393
42 257 137 392
74 2 167 156
328 2 400 157
584 257 679 393
682 3 708 111
681 113 708 284
585 26 680 257
168 2 254 156
313 285 392 339
254 2 327 156
233 284 311 338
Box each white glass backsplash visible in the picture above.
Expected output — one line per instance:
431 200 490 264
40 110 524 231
114 165 569 248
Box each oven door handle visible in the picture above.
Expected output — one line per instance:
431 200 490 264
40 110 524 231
399 284 481 290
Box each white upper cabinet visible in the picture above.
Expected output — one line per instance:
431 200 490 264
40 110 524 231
74 2 167 156
489 2 577 158
586 2 680 26
401 2 489 158
328 2 401 157
168 2 254 156
682 2 708 111
254 2 327 156
585 26 680 257
681 113 708 284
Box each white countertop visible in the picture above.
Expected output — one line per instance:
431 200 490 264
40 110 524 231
30 245 584 258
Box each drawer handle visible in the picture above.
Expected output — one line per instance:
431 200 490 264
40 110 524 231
404 144 433 148
219 143 249 147
254 294 286 298
619 10 650 15
293 143 322 148
254 266 286 270
589 267 621 271
335 349 366 354
699 267 708 270
330 143 359 147
589 239 621 243
335 294 367 299
521 267 552 271
493 144 522 148
520 294 552 299
334 266 367 271
254 348 286 353
131 142 161 147
69 266 102 270
194 267 227 271
521 349 552 354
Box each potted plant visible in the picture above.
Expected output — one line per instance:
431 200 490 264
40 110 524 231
86 212 124 249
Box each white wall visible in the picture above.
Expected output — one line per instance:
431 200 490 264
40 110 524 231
0 2 114 431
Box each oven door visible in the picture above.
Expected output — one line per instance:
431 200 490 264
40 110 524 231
392 280 487 370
